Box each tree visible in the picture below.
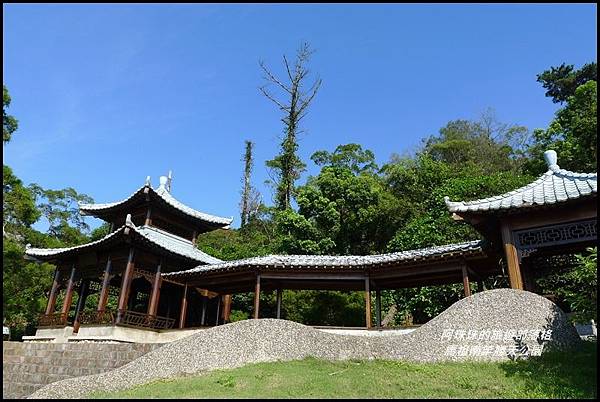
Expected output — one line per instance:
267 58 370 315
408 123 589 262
240 140 261 228
3 85 19 143
29 185 94 246
422 109 530 175
260 43 322 210
275 145 408 255
311 143 378 174
536 62 597 104
528 80 597 173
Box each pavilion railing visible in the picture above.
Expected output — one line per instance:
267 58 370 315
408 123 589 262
118 310 175 330
77 310 116 326
38 312 68 327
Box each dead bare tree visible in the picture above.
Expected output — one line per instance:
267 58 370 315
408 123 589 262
260 42 322 210
240 140 261 227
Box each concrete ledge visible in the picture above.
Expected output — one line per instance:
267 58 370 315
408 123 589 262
72 325 205 343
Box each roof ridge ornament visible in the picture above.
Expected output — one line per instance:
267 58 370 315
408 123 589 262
125 213 135 228
544 150 559 172
158 175 169 192
145 176 151 187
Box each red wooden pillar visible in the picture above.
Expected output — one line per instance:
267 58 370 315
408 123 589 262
147 260 162 317
253 273 261 319
45 267 62 315
61 264 77 323
365 277 371 329
97 257 112 312
116 248 136 323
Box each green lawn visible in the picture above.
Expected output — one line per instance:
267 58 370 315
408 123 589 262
93 341 596 399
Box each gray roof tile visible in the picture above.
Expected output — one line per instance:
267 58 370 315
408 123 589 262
79 180 233 226
25 216 221 265
165 240 484 278
445 151 596 214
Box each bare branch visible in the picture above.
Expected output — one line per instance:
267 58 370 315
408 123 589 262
259 60 292 95
259 86 290 111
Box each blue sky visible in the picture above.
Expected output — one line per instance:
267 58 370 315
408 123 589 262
3 4 597 230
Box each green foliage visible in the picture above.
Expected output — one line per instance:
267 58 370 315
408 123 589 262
3 239 54 337
3 85 19 143
29 184 94 245
529 81 597 173
536 62 597 104
311 143 378 174
90 222 111 241
3 165 41 239
537 248 597 324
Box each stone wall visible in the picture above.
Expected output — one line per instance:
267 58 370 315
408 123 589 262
2 341 162 399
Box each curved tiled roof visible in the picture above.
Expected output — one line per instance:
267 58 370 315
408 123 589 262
445 150 597 214
165 240 485 278
79 179 233 227
25 215 222 265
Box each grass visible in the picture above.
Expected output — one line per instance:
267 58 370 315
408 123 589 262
92 340 596 399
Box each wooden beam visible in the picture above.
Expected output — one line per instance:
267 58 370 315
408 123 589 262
254 273 261 319
45 267 61 315
375 289 382 328
365 278 371 329
61 264 77 317
97 257 112 312
179 284 188 329
276 289 282 319
147 260 162 317
116 248 136 323
461 264 471 297
500 222 523 290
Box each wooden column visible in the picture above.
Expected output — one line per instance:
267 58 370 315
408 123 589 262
97 257 112 312
461 264 471 297
201 297 207 325
45 268 62 315
222 295 232 322
253 273 261 319
375 289 382 328
500 222 523 290
365 278 371 329
215 297 221 326
179 284 188 329
147 260 162 317
116 248 136 323
276 289 282 319
61 264 77 320
73 280 89 333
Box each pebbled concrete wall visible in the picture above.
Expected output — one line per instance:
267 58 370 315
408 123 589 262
2 341 162 399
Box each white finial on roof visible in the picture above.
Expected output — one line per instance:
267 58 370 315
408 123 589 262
145 176 151 186
167 170 173 192
125 213 134 227
158 175 168 191
544 150 559 171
